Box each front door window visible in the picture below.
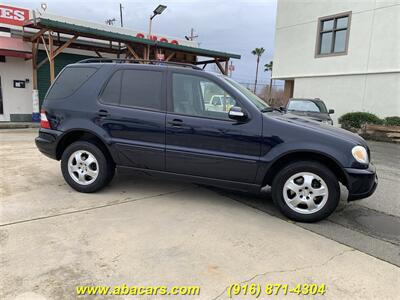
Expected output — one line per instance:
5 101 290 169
172 73 236 120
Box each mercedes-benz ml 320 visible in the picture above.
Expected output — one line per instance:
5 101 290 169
36 60 377 222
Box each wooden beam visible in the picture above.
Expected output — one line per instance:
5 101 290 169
37 57 48 69
30 28 47 42
146 45 150 60
32 40 38 89
49 31 55 82
215 59 226 75
225 60 229 75
126 44 140 59
37 34 77 72
194 59 226 65
95 51 103 58
41 35 51 61
53 35 78 58
165 52 175 61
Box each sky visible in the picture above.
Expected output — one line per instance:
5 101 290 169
12 0 278 85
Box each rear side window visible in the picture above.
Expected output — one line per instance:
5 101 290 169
101 70 122 105
46 67 97 100
120 69 162 110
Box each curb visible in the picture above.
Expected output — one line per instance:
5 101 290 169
0 123 40 129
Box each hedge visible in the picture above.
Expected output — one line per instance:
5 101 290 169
384 116 400 126
338 112 383 129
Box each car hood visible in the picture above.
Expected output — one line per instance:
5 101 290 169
270 112 367 146
288 110 331 121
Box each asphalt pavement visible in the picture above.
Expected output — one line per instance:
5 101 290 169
209 140 400 266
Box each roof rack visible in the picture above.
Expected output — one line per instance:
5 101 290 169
77 58 203 70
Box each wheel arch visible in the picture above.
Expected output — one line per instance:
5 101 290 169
262 151 348 188
56 129 115 164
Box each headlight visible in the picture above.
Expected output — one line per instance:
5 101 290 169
352 146 369 164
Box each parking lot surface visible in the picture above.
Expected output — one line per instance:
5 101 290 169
1 129 399 299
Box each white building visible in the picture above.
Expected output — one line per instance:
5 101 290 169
272 0 400 122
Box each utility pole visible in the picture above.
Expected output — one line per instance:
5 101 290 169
119 3 124 27
118 3 123 59
185 28 198 41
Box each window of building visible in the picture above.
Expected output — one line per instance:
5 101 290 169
120 69 163 111
316 12 351 57
0 76 3 114
172 73 236 120
0 56 5 63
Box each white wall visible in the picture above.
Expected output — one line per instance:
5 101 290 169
0 57 33 121
293 73 400 123
273 0 400 79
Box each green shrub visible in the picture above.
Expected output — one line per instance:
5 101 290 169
384 116 400 126
338 112 383 129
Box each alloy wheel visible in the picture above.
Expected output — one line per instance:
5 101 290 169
67 150 99 185
282 172 329 215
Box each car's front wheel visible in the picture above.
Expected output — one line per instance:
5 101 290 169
271 161 340 222
61 141 114 193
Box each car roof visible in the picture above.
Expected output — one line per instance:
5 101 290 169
66 61 226 79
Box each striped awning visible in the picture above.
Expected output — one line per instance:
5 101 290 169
0 36 32 59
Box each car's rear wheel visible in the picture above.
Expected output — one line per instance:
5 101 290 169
61 141 114 193
271 161 340 222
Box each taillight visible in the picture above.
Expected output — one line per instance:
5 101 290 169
40 109 51 129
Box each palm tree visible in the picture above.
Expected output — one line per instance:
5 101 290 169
264 61 273 102
251 47 265 93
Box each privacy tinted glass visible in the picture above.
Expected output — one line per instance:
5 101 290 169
46 67 97 99
120 70 163 110
101 70 122 105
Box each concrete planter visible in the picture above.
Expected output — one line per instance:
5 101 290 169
359 124 400 143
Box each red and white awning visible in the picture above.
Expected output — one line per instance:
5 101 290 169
0 36 32 59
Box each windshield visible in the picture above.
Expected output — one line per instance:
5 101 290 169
223 77 270 111
287 99 327 113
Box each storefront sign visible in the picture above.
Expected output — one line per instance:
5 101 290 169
0 5 29 26
13 80 26 88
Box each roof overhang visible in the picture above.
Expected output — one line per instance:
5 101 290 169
23 16 241 60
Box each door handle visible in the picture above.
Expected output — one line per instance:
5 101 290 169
97 109 110 118
168 119 183 127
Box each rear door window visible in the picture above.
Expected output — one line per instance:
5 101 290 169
120 69 163 111
46 67 97 100
100 70 122 105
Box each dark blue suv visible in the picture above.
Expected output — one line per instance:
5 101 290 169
35 60 377 222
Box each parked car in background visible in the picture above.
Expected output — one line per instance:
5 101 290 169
205 95 236 112
36 60 377 223
286 98 334 125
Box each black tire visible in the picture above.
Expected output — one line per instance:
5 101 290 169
271 161 340 222
61 141 114 193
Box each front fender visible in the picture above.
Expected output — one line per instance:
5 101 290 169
255 141 351 185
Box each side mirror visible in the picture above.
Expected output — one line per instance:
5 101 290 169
328 109 335 114
228 106 247 121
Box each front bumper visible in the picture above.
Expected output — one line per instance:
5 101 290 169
35 128 63 160
344 164 378 201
